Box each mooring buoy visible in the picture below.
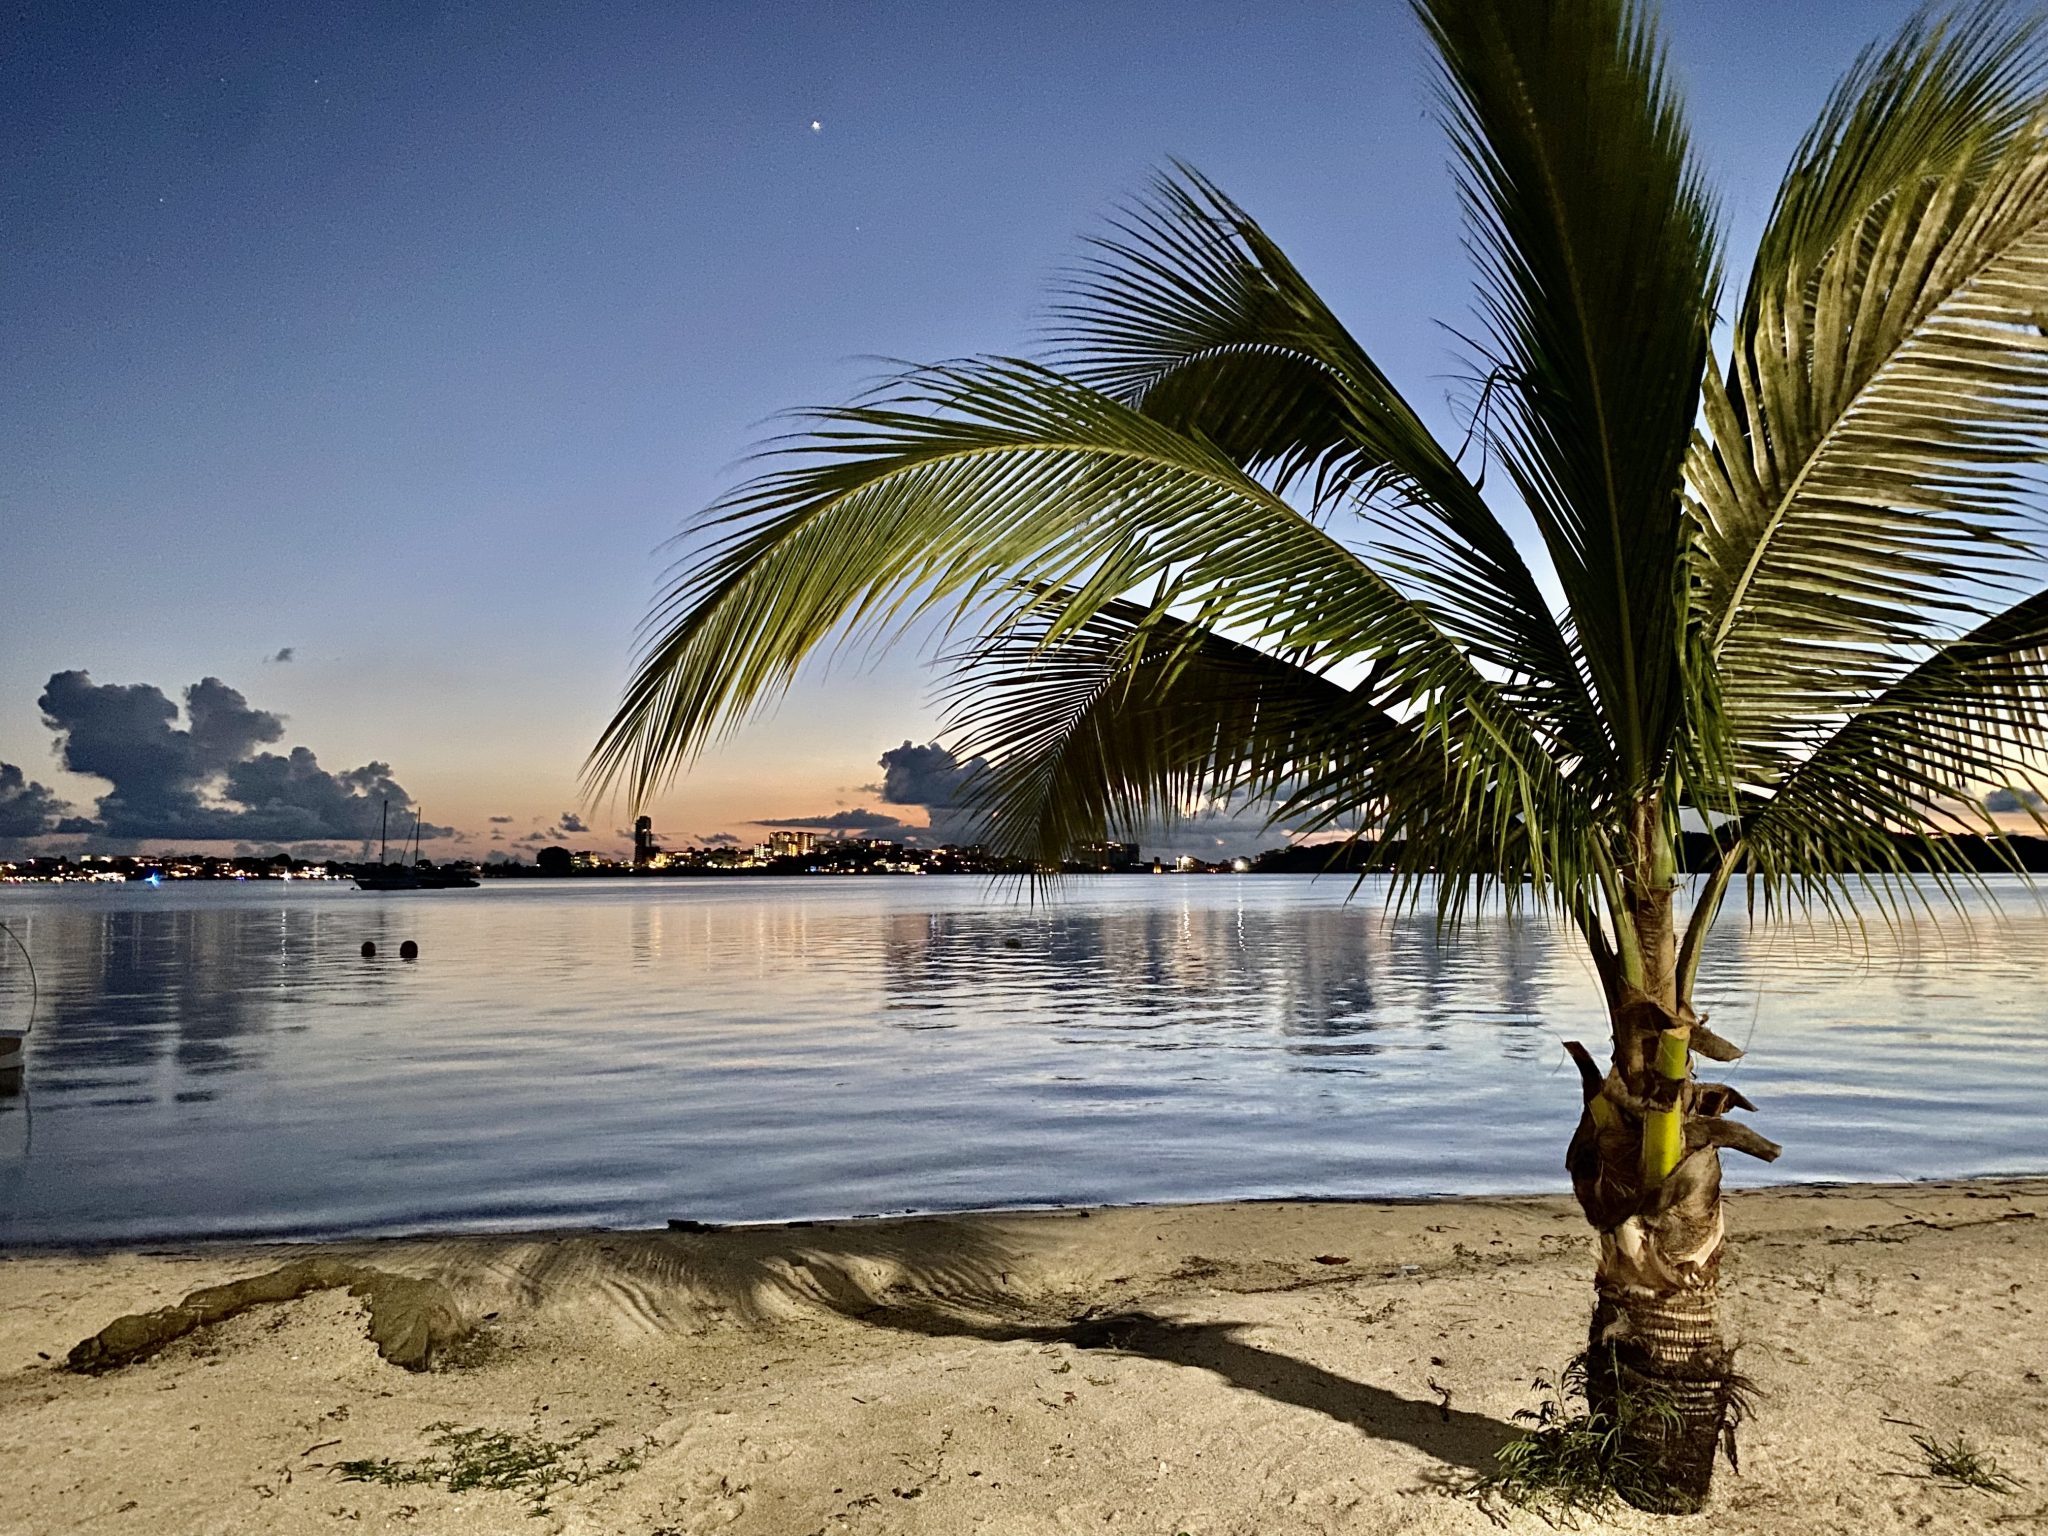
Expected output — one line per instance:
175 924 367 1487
361 941 376 958
399 940 419 960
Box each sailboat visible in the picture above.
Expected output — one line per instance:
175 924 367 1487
354 801 479 890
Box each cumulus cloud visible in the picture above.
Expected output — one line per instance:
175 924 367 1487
232 750 451 843
877 740 980 808
266 647 296 664
751 743 995 846
34 670 449 849
829 733 1299 858
696 832 741 847
557 811 588 834
1987 787 2046 814
0 762 75 841
876 740 990 844
489 815 514 824
1124 793 1292 861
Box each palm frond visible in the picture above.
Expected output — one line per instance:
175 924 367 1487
587 359 1580 874
1045 164 1610 770
1739 581 2048 905
593 0 2048 973
1692 3 2048 775
1744 1 2045 304
1417 0 1721 792
940 597 1580 913
940 599 1365 864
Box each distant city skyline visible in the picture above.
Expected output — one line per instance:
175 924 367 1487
2 0 1949 859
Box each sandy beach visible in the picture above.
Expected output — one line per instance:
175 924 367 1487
1 1179 2042 1534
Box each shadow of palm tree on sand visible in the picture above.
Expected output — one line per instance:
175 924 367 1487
403 1220 1514 1474
807 1282 1514 1475
68 1215 1516 1477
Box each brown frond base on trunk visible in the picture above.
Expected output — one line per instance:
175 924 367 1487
1587 1283 1737 1513
1560 959 1782 1514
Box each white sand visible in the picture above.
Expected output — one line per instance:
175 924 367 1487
1 1178 2043 1534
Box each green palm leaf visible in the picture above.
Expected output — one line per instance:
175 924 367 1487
1741 581 2048 902
1046 164 1610 769
597 0 2048 1017
1693 4 2048 777
939 597 1593 932
588 359 1578 876
1417 0 1721 792
938 599 1369 866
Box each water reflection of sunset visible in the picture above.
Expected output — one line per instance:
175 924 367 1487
1 876 2042 1246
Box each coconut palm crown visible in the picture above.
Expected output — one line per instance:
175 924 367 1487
594 0 2048 1508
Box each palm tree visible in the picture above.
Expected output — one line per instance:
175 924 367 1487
593 0 2048 1509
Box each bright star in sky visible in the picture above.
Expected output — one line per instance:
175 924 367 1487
810 119 821 132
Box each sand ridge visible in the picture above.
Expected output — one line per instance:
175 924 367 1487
0 1179 2043 1533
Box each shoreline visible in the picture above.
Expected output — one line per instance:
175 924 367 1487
8 1168 2048 1258
4 1176 2044 1533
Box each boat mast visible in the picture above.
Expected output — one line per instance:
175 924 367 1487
380 799 389 866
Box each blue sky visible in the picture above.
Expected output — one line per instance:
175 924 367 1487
1 0 1935 856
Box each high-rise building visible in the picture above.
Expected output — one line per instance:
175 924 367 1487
1077 840 1141 871
767 829 816 860
633 815 659 867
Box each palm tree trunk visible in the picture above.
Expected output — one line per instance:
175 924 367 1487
1583 1131 1735 1511
1565 852 1771 1511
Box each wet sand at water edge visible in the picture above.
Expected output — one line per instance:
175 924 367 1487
0 1178 2043 1534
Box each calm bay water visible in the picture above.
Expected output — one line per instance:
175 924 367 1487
0 875 2043 1246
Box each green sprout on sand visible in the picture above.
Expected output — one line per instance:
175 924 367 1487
1464 1353 1689 1526
334 1418 645 1516
1905 1428 2024 1495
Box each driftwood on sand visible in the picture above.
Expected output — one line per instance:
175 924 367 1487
65 1257 467 1373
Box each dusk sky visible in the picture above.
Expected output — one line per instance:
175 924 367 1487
3 0 1936 858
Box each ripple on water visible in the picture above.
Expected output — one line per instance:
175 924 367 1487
0 874 2043 1244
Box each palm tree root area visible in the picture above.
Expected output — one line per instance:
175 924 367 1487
1587 1285 1742 1512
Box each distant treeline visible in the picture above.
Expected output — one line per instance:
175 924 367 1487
1249 831 2048 876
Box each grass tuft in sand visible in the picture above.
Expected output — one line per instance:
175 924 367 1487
1902 1427 2025 1496
1463 1350 1684 1523
333 1417 646 1516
